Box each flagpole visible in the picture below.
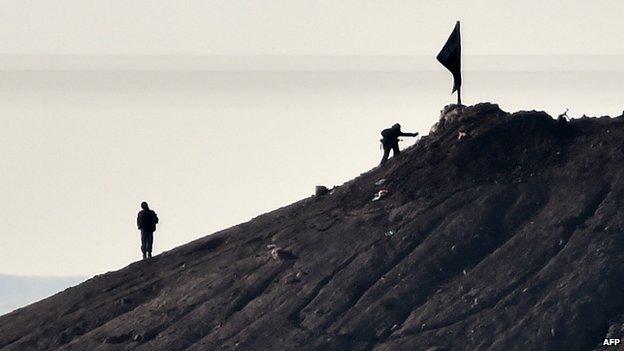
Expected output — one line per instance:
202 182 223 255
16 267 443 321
456 20 461 106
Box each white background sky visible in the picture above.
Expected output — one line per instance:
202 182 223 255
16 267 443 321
2 1 624 277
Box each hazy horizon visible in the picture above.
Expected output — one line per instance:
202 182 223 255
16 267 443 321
1 54 624 71
0 274 85 316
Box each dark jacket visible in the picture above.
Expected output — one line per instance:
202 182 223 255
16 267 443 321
137 209 159 232
381 127 417 147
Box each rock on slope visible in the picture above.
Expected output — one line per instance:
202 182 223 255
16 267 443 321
2 103 624 351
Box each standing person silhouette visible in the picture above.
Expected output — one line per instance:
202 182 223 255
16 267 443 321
137 201 159 259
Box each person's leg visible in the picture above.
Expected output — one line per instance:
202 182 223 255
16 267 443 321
146 232 154 258
392 144 400 158
140 230 147 259
380 146 391 165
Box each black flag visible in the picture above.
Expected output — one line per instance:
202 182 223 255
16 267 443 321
437 21 462 95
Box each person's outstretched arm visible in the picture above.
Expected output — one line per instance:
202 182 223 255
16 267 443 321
399 132 419 137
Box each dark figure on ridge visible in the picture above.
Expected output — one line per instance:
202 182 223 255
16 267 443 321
137 201 159 259
379 123 418 165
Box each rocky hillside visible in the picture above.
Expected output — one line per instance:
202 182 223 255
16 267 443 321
2 103 624 351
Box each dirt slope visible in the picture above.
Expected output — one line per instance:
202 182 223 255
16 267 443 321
2 103 624 351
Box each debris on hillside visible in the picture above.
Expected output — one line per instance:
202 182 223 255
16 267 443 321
375 178 387 186
267 244 298 260
429 103 464 135
372 189 389 202
384 229 397 237
457 131 468 141
558 108 569 123
430 102 506 135
315 185 329 196
283 271 304 284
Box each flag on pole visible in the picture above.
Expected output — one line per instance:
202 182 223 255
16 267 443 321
437 21 462 95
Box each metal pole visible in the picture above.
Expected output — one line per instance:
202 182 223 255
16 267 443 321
457 20 461 106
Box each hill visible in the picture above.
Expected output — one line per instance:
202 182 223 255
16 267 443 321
2 103 624 351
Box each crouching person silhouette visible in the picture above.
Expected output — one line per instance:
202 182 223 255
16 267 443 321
137 201 159 259
380 123 418 165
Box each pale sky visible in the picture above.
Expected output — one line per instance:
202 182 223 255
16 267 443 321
2 1 624 277
0 0 622 56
